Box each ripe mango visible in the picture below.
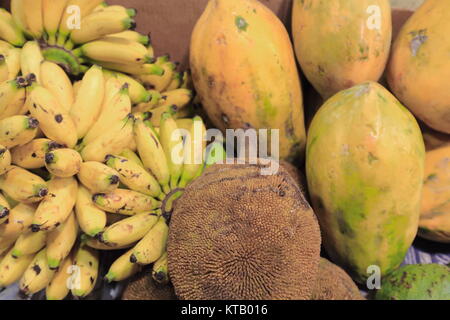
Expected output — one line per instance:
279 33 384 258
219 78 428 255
388 0 450 134
292 0 392 99
306 82 425 283
190 0 306 161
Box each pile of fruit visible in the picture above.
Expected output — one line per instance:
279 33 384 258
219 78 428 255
170 0 449 300
0 0 228 300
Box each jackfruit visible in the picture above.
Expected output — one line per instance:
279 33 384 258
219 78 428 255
312 258 364 300
167 162 321 300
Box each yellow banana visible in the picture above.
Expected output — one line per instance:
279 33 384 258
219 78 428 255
46 211 78 269
181 70 193 90
175 118 194 131
71 244 99 298
0 115 39 148
105 155 162 198
27 84 78 148
132 90 162 113
102 69 151 104
3 48 21 80
98 211 159 247
0 8 26 46
70 65 105 138
90 60 164 76
0 166 48 203
98 77 123 113
82 235 134 250
20 41 44 83
0 203 35 241
43 0 68 45
0 234 15 255
71 7 135 44
72 80 81 97
179 116 207 188
92 189 160 215
75 37 152 65
108 30 150 46
147 104 181 127
2 191 20 208
0 40 13 52
11 138 64 169
93 2 108 12
0 192 10 225
165 72 182 91
19 248 56 295
134 118 170 192
0 55 8 83
75 185 106 237
41 61 74 112
96 5 136 15
159 88 193 110
31 177 78 232
83 83 130 145
22 0 44 39
205 141 226 169
78 161 119 194
0 146 11 176
130 217 168 265
152 251 169 285
138 60 175 92
81 114 134 162
10 0 29 38
0 248 34 288
12 230 47 258
46 254 73 300
105 248 141 282
119 148 144 168
160 113 184 189
56 0 105 47
45 148 82 178
147 44 155 60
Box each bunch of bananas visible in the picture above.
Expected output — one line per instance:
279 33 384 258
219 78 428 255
0 65 222 298
0 0 226 300
1 0 188 94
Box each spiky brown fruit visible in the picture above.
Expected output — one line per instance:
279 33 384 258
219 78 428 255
312 258 364 300
121 271 177 300
167 162 321 300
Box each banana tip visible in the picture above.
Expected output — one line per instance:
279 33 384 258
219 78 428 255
45 152 55 164
0 207 9 219
30 224 41 233
38 188 49 198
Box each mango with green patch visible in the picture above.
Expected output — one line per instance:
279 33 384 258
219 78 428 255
306 82 425 283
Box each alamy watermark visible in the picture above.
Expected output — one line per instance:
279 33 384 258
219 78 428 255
169 126 280 176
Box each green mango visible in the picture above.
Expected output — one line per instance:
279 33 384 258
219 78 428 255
375 264 450 300
306 82 425 283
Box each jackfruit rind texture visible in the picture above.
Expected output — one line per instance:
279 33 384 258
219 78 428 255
122 272 177 300
167 162 321 300
312 258 364 300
